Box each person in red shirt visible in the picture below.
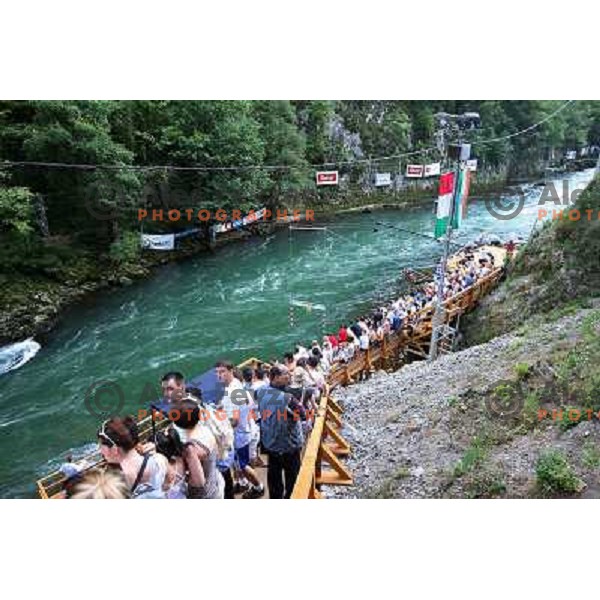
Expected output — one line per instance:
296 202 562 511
327 334 339 348
505 239 516 259
338 324 348 343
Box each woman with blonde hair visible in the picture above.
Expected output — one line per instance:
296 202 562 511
69 468 130 499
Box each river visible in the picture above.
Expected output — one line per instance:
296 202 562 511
0 168 595 497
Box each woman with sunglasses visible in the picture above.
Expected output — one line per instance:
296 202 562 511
98 416 168 499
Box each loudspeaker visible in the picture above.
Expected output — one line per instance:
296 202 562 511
448 143 471 161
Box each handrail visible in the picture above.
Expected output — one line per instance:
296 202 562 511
291 397 328 499
36 412 171 499
291 389 352 499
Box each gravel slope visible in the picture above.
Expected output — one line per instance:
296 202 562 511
326 309 600 498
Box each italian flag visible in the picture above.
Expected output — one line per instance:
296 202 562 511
435 171 455 239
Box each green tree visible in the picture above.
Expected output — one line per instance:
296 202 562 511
0 100 141 249
1 100 598 280
252 100 309 202
294 100 334 164
407 102 434 149
0 183 34 237
0 177 37 270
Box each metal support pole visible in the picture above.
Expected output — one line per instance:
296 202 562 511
429 156 464 362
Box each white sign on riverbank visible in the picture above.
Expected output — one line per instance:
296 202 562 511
374 173 392 186
424 162 441 177
141 234 175 250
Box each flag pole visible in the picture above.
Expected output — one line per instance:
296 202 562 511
428 112 479 361
429 139 469 361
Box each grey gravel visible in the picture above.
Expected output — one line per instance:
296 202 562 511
324 309 600 499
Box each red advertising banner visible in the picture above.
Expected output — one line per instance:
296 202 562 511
316 171 339 186
405 164 424 178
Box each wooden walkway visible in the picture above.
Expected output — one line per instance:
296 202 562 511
37 246 507 499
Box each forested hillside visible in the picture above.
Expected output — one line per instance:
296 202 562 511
1 100 599 346
463 174 600 345
2 101 598 270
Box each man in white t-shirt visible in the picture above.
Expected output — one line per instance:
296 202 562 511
242 366 268 468
293 344 309 362
215 360 264 499
359 331 370 351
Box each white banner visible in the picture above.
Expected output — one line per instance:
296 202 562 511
405 164 424 178
141 233 175 250
374 173 392 186
243 207 266 225
212 207 267 235
212 222 230 234
424 162 441 177
466 159 478 172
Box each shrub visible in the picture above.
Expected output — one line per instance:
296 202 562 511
535 449 584 495
514 363 530 379
464 467 506 498
454 437 487 478
109 231 141 264
522 391 540 426
582 442 600 470
558 406 583 431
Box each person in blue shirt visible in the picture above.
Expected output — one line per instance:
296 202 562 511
256 365 305 499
